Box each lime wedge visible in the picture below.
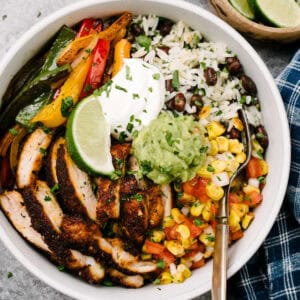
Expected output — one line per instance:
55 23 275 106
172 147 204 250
253 0 300 27
66 95 114 176
229 0 255 20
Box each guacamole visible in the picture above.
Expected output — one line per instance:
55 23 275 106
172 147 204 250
132 111 208 184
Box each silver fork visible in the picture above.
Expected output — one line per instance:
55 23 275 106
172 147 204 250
211 108 252 300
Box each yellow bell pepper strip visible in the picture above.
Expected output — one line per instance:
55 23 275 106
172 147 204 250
57 12 132 66
31 55 92 128
112 39 131 77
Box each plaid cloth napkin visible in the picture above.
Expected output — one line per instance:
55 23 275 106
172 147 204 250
228 50 300 299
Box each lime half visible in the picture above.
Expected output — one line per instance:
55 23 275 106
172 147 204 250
229 0 255 20
66 95 114 176
253 0 300 27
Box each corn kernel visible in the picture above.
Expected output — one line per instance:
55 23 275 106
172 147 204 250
199 106 211 119
260 160 269 175
163 216 176 228
225 159 240 172
209 140 219 155
176 225 190 240
197 166 213 179
177 264 192 279
141 253 152 260
159 271 173 284
202 200 212 221
235 152 246 163
230 203 249 218
207 121 225 140
242 212 254 229
252 139 264 158
171 208 185 224
150 230 165 243
229 210 241 232
206 182 224 201
243 184 260 194
227 171 233 178
190 202 205 217
199 233 215 247
165 240 185 257
229 139 244 154
232 117 244 131
211 160 227 173
182 238 194 249
216 136 229 152
180 258 193 268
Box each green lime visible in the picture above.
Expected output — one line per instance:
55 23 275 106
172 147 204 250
253 0 300 27
229 0 255 20
66 95 114 176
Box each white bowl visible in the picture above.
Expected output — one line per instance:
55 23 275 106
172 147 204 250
0 0 290 299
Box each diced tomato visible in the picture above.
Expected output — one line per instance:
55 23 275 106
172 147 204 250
210 203 218 219
164 225 180 240
228 192 243 204
191 258 205 269
188 241 205 252
230 230 244 241
156 249 176 265
182 177 210 203
246 157 263 178
183 216 204 238
244 191 263 207
210 219 218 230
144 240 165 255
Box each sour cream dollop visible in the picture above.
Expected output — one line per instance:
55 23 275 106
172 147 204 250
96 58 165 140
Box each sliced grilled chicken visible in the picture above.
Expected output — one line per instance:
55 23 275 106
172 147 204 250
46 137 64 187
107 269 144 288
56 143 97 221
22 180 63 237
148 186 164 228
16 128 52 188
111 143 131 173
128 155 148 190
120 175 138 195
0 190 51 253
161 184 173 217
67 249 105 283
120 192 149 244
95 177 121 226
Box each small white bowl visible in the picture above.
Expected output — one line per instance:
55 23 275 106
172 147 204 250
0 0 290 299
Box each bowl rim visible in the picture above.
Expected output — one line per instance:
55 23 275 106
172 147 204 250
0 0 291 299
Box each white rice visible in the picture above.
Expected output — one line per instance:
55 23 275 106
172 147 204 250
132 15 263 127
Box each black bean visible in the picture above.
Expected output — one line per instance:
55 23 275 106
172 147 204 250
166 98 175 110
130 23 144 36
241 75 257 96
158 19 173 36
190 94 204 112
204 67 217 86
228 127 240 139
165 79 174 92
256 125 269 149
226 57 242 76
174 93 186 112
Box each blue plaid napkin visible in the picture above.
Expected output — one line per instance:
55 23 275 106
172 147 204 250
228 50 300 300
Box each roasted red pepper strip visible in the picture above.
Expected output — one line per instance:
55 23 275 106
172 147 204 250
76 18 103 38
80 39 110 98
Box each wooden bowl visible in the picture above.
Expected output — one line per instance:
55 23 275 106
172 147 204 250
210 0 300 43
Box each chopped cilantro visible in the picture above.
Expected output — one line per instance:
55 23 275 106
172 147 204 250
152 73 160 80
115 85 127 92
50 183 60 194
157 259 165 269
216 110 222 116
132 93 140 99
153 278 161 285
9 128 18 136
126 123 134 133
256 133 264 139
206 236 215 242
94 80 113 97
240 95 247 104
7 272 13 279
132 130 139 138
148 87 153 93
85 48 92 54
125 65 133 81
258 176 266 183
143 109 147 113
130 114 135 122
57 265 65 272
39 148 47 155
193 219 204 226
165 131 174 146
131 194 143 202
118 131 127 143
44 195 51 202
207 164 215 172
84 84 92 93
199 146 208 153
172 70 180 90
141 160 152 174
61 96 73 117
135 35 152 51
257 150 263 159
102 280 113 287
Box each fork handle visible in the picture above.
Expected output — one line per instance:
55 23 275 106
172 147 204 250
212 223 229 300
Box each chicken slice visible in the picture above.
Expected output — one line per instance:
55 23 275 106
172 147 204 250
46 137 65 187
111 143 131 173
22 180 63 236
120 192 149 244
0 190 50 253
107 269 144 288
16 128 52 188
56 143 97 221
161 184 173 217
67 249 105 283
147 186 164 228
95 177 121 226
